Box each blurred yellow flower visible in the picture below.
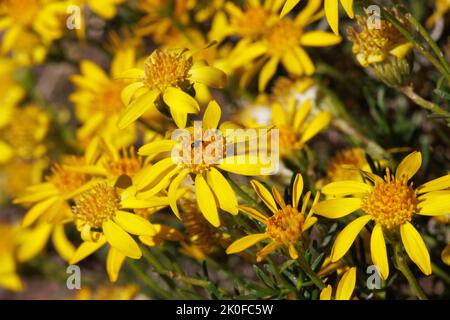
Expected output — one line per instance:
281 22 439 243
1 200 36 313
281 0 354 35
315 151 450 278
75 284 140 300
427 0 450 27
227 173 319 261
0 223 23 292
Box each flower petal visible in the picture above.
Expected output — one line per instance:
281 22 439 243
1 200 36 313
417 174 450 194
226 233 269 254
370 223 389 279
203 100 221 130
300 31 342 46
314 198 362 219
335 267 356 300
400 222 432 275
331 215 372 262
114 211 155 236
103 220 142 259
207 168 238 215
106 247 126 283
52 224 76 262
258 56 279 92
138 140 177 156
189 65 226 88
300 111 331 144
280 0 301 18
163 87 200 114
395 151 421 180
250 180 278 214
195 174 220 227
320 285 333 300
292 173 304 208
168 169 190 219
118 90 158 129
239 206 268 223
324 0 339 34
70 237 106 264
322 181 372 197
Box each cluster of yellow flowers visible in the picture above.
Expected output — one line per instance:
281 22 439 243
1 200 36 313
0 0 449 300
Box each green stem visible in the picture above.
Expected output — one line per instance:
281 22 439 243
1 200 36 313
126 260 174 299
405 13 450 74
393 241 428 300
267 257 298 294
296 254 325 290
400 85 450 123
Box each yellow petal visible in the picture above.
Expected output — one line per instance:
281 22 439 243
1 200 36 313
21 197 58 228
300 31 342 46
250 180 278 214
400 222 432 275
314 198 362 219
281 49 303 75
390 43 413 60
300 111 331 144
70 238 106 264
163 87 200 114
272 102 287 127
170 109 188 129
256 241 281 262
293 99 313 131
324 0 339 35
340 0 354 18
294 46 315 75
114 211 155 236
442 244 450 266
335 267 356 300
135 158 176 190
288 243 299 259
207 168 238 215
52 224 76 262
17 223 52 262
226 233 269 254
320 285 332 300
203 100 221 130
121 82 144 105
218 155 269 176
280 0 301 18
103 220 142 259
331 215 372 262
118 90 158 129
118 68 145 80
189 65 226 88
168 169 190 219
417 174 450 194
292 173 304 208
258 56 279 92
106 247 126 283
138 140 176 156
395 151 421 180
0 140 13 164
370 224 389 280
322 181 372 196
195 174 220 227
239 206 268 223
417 195 450 216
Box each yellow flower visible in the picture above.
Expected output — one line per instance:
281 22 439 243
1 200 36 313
226 173 318 261
75 284 140 300
228 0 341 91
314 151 450 279
134 101 269 227
0 223 23 292
326 148 371 182
0 105 49 164
348 14 413 68
118 48 227 129
271 99 331 156
0 0 67 53
320 267 356 300
70 182 167 282
70 50 138 147
281 0 354 35
426 0 450 27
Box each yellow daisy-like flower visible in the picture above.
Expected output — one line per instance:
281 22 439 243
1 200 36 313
0 105 49 164
348 14 413 68
314 151 450 279
118 48 226 129
226 173 319 261
281 0 354 35
70 49 138 147
0 223 23 292
326 148 371 182
229 0 341 91
0 0 67 53
70 182 168 282
319 267 356 300
271 99 331 156
134 100 269 227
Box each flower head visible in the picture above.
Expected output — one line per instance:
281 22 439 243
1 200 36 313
226 173 319 261
314 151 450 278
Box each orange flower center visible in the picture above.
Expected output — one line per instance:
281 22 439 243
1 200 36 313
50 161 88 194
278 125 298 153
104 147 143 177
232 6 270 39
143 50 192 91
362 171 417 229
73 183 120 230
266 205 304 244
93 81 124 114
